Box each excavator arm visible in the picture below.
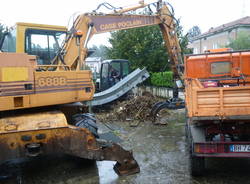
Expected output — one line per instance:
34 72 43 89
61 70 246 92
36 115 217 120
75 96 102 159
58 1 184 81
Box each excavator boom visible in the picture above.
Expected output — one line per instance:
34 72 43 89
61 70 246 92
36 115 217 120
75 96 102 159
60 1 183 80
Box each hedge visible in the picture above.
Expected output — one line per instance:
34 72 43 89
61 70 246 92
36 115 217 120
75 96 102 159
149 71 173 87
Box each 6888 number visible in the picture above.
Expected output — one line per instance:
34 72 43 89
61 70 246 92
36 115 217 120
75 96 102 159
38 77 67 87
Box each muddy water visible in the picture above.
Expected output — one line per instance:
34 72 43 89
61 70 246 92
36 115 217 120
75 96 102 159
2 109 250 184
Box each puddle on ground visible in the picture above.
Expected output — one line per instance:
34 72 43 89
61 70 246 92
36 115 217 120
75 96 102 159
97 161 118 184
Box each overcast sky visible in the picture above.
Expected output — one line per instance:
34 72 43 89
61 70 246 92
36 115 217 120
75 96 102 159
0 0 249 46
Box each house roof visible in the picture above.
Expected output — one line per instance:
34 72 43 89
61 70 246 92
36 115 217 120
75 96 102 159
192 16 250 40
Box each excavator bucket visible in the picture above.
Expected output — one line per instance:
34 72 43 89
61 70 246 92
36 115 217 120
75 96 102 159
99 143 140 175
37 125 141 176
69 113 140 175
59 126 140 176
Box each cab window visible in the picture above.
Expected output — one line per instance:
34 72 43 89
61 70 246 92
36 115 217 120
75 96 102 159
211 61 231 75
110 62 121 77
122 61 129 77
101 63 109 78
25 29 65 65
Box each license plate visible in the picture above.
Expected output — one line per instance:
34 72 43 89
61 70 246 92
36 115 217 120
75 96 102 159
230 145 250 152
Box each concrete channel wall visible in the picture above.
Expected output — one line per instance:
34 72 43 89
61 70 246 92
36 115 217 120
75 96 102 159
133 85 185 99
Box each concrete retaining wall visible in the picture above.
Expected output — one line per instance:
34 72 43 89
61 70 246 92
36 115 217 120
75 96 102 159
133 86 184 99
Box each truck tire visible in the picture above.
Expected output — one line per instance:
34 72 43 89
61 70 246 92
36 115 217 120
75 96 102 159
186 118 205 176
72 113 99 138
190 156 205 176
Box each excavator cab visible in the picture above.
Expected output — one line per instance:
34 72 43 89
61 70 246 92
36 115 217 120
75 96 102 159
25 29 66 65
0 23 67 66
99 59 130 91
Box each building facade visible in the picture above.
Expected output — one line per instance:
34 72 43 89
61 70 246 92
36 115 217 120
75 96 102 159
189 16 250 54
85 57 102 79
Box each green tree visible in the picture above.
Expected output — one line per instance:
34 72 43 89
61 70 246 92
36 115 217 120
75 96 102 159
106 26 168 72
226 31 250 50
106 24 190 73
187 26 201 40
88 44 108 59
177 23 193 56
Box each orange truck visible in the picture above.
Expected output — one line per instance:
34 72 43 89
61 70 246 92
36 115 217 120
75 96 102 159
185 49 250 175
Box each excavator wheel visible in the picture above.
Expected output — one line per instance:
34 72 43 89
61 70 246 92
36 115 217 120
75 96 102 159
72 113 99 138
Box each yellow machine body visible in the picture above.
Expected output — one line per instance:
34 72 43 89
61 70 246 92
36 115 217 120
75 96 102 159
0 53 94 111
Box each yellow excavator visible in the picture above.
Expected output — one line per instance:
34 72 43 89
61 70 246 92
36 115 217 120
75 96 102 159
0 0 183 177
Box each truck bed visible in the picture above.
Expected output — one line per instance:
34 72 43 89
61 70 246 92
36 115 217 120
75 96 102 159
186 79 250 119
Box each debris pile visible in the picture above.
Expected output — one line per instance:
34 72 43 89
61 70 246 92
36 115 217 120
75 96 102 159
97 92 164 122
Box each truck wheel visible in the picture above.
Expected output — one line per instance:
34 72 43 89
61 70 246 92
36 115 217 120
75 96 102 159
186 119 205 176
72 113 99 138
190 156 205 176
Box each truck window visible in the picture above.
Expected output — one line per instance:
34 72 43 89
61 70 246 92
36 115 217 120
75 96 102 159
1 29 16 52
211 61 231 75
25 30 65 65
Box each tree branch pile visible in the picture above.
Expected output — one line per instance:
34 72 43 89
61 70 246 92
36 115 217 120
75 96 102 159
98 92 163 122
